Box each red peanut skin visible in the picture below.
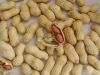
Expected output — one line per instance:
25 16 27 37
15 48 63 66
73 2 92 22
51 24 64 43
0 61 4 65
3 64 12 70
55 34 64 43
0 60 12 70
52 25 61 34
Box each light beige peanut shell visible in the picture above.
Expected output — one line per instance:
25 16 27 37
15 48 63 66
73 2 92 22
1 8 20 20
84 65 100 75
71 64 83 75
89 31 100 50
0 21 7 30
0 40 15 60
8 26 19 47
64 43 79 63
21 63 32 75
27 0 41 16
31 70 40 75
76 0 85 6
80 13 90 24
36 27 45 39
33 0 48 3
75 41 88 64
7 0 24 2
44 37 54 43
79 5 90 13
83 65 95 75
25 45 48 60
91 25 100 36
1 0 100 74
37 38 57 48
36 42 45 50
6 72 16 75
49 4 66 20
24 54 44 71
14 22 26 34
0 21 9 42
73 20 85 40
54 18 74 29
21 63 40 75
0 1 15 11
88 12 100 24
41 56 55 75
0 13 1 20
38 41 55 48
44 33 54 43
36 27 45 50
12 15 21 26
1 28 8 42
46 47 55 55
90 3 100 12
24 22 38 43
39 15 52 32
0 70 3 75
63 27 77 45
20 3 31 21
63 18 75 27
61 61 73 75
88 55 100 71
56 0 73 11
84 37 99 56
56 44 64 56
51 55 67 75
13 43 25 66
39 3 55 21
67 0 75 3
68 10 82 20
92 70 100 75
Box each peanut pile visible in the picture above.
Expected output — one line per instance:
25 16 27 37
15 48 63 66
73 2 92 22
0 0 100 75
